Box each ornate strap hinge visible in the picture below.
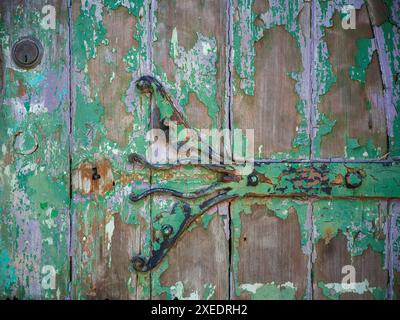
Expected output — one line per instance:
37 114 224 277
128 75 400 272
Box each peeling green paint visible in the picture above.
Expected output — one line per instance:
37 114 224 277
318 280 387 300
345 137 382 159
233 0 263 96
231 198 310 298
70 0 152 299
169 29 219 127
313 200 385 257
349 38 375 83
2 0 400 301
0 1 70 299
240 282 297 300
233 0 311 159
379 19 400 156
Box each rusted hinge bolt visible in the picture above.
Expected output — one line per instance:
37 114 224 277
345 172 363 189
161 224 174 238
136 78 153 94
247 174 259 186
131 256 147 272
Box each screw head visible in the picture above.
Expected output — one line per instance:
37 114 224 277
247 173 259 186
136 78 153 93
161 224 173 238
131 256 147 271
345 172 363 189
12 37 43 69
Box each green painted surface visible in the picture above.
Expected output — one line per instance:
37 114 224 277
233 0 310 159
0 1 70 299
1 0 400 300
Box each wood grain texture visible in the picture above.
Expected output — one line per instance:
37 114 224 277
317 5 388 159
233 0 310 160
389 201 400 300
313 200 388 300
152 201 229 300
0 0 70 299
233 25 303 158
153 0 227 129
71 0 152 299
231 199 309 300
1 0 399 301
149 0 230 300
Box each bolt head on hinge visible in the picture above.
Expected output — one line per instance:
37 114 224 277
247 174 259 186
136 78 153 94
161 224 173 238
345 171 363 189
131 255 147 272
12 36 43 69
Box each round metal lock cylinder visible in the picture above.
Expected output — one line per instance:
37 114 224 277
12 37 43 69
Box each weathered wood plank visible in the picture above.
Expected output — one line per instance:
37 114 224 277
71 0 152 299
147 165 229 299
151 200 229 300
388 201 400 299
233 0 311 160
153 0 227 130
315 3 388 160
231 198 310 299
0 0 70 299
371 1 400 158
150 0 230 300
313 200 388 300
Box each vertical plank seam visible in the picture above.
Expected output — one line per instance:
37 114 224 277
372 26 396 160
147 0 155 74
387 201 397 300
227 202 233 300
225 0 234 301
306 201 314 300
67 0 74 299
309 0 317 160
307 2 317 299
147 0 155 300
364 3 394 161
225 0 234 144
386 201 392 300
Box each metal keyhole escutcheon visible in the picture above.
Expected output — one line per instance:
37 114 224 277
12 36 43 69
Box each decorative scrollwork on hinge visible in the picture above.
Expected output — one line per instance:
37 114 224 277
127 75 387 272
129 75 247 272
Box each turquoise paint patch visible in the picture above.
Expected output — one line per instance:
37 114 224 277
26 73 45 87
349 38 375 83
0 248 17 295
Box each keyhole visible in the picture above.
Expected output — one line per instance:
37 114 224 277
12 36 43 69
92 167 101 180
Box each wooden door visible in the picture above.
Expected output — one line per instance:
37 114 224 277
1 0 400 300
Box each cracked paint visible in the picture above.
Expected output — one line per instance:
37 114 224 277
318 280 386 300
240 282 297 300
2 0 400 301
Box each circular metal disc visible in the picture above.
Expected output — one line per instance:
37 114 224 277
12 36 43 69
